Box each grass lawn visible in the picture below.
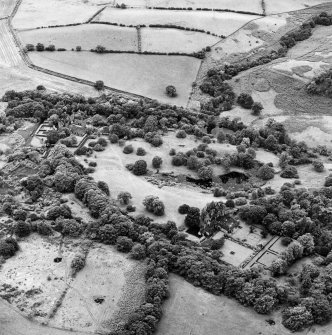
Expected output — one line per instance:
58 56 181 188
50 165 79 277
28 51 201 106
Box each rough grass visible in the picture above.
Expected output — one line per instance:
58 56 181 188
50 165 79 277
28 51 201 106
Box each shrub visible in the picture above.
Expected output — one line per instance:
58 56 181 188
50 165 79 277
94 80 104 90
36 43 45 51
116 236 134 252
176 130 187 138
166 85 177 97
76 46 82 51
123 144 134 154
202 136 211 144
252 102 263 115
184 207 200 229
225 199 235 208
97 181 110 196
71 254 86 277
89 161 97 167
136 147 146 156
257 164 275 180
152 156 162 169
109 134 119 143
169 148 176 156
325 174 332 187
234 197 247 206
237 93 254 109
0 239 17 258
213 187 225 197
117 191 132 205
280 166 299 179
198 166 213 180
143 196 165 216
132 160 147 175
217 131 226 143
313 160 324 172
178 204 190 214
15 221 31 237
97 137 108 147
130 243 146 260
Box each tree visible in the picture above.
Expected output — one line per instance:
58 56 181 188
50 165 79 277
184 207 200 229
116 236 134 252
25 44 35 51
36 43 45 51
251 102 263 115
166 85 177 97
143 196 165 216
94 80 104 91
217 131 226 143
197 166 213 180
201 201 227 234
297 233 315 256
257 164 275 180
237 93 254 109
178 204 190 214
325 174 332 187
118 191 132 205
282 306 313 331
152 156 162 169
280 166 299 179
176 130 187 138
313 160 324 172
95 45 106 53
46 129 60 145
130 243 146 260
97 181 110 196
136 147 146 156
133 160 147 176
254 295 275 314
123 144 134 154
76 46 82 51
15 221 31 238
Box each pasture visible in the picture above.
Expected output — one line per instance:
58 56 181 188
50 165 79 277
12 0 99 30
18 25 138 51
95 8 260 36
28 51 201 105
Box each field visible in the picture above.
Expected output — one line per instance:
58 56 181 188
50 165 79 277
265 0 332 15
109 0 263 13
12 0 100 29
18 25 138 51
28 51 201 105
0 234 146 332
157 275 296 335
95 8 260 36
141 28 219 53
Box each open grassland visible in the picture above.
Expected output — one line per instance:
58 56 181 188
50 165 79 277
18 25 138 51
265 0 332 15
95 8 260 36
110 0 263 13
49 244 146 333
141 28 219 53
12 0 99 30
157 275 295 335
28 51 201 105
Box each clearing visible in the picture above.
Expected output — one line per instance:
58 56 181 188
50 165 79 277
18 25 138 52
28 51 201 105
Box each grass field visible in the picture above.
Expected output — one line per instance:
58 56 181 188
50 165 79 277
157 274 296 335
141 28 219 53
18 25 138 51
28 51 201 105
95 8 260 36
265 0 332 15
12 0 99 30
110 0 263 13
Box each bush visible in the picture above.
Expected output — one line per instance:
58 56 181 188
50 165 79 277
197 166 213 180
143 196 165 216
94 80 104 91
130 243 146 259
152 156 162 169
280 166 299 179
166 85 177 97
252 102 263 115
234 197 247 206
169 148 176 156
176 130 187 138
36 43 45 51
0 239 17 258
15 221 31 237
116 236 134 252
117 191 132 205
257 164 275 180
136 147 146 156
237 93 254 109
109 134 119 143
217 131 226 143
225 199 235 208
97 181 110 196
132 160 147 175
213 187 225 197
123 144 134 154
313 160 324 172
97 137 108 147
71 254 86 277
325 174 332 187
184 207 200 229
178 204 190 215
